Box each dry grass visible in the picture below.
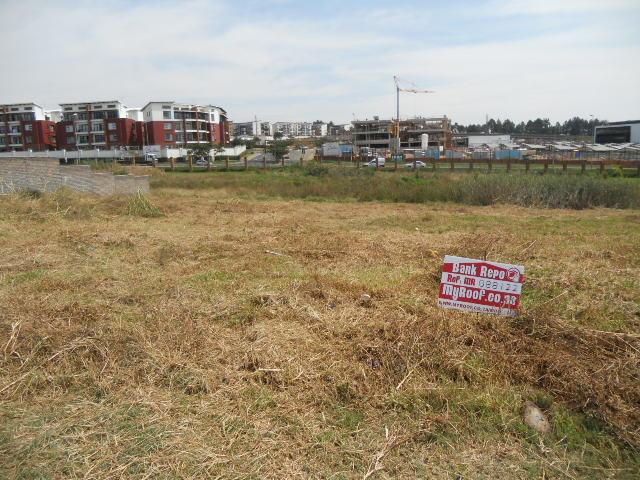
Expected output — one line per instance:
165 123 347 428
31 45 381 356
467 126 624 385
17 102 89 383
1 187 639 478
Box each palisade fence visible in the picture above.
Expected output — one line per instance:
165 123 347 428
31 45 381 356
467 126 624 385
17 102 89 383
3 148 639 175
156 149 640 175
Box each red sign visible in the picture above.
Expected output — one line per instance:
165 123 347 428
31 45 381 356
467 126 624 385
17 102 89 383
437 255 525 317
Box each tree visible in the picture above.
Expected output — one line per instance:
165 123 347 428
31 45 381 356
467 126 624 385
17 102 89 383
502 119 515 133
268 139 291 160
273 131 284 140
187 142 213 159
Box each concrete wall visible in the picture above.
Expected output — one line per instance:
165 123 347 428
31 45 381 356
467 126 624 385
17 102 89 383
0 149 139 159
0 158 149 196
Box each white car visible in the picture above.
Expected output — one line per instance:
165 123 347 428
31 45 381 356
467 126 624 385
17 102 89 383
404 160 427 169
364 157 385 167
195 158 208 166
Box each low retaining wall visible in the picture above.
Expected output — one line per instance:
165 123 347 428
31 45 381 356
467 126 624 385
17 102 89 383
0 158 149 196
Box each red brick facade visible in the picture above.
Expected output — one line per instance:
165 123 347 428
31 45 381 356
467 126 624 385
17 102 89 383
55 118 143 150
143 117 229 149
0 120 56 152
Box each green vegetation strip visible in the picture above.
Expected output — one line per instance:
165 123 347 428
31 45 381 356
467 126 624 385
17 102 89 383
152 165 640 209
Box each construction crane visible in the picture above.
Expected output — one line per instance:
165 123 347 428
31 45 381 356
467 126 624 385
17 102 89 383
393 76 435 152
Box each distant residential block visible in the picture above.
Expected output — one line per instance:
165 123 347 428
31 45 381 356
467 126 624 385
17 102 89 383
0 103 57 152
142 102 229 148
56 101 144 151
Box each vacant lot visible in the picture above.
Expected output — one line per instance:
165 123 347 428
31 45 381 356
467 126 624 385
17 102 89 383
1 182 639 478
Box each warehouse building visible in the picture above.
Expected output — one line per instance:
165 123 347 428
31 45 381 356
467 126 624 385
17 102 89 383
594 120 640 144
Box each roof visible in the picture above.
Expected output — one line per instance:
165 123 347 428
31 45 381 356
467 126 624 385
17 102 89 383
141 101 227 114
59 101 122 106
1 102 44 109
596 120 640 127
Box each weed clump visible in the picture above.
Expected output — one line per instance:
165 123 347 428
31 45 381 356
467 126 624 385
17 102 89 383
125 191 164 217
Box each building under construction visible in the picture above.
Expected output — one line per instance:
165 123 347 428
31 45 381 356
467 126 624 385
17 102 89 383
351 116 452 151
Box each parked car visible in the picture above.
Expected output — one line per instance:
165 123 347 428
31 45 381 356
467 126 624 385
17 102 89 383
195 157 208 166
364 157 385 167
404 160 427 169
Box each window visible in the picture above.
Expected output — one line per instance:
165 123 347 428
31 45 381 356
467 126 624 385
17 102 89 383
64 107 72 111
66 136 75 144
65 124 74 133
93 134 105 143
76 124 88 133
10 126 20 134
162 105 171 109
93 111 106 119
10 107 18 111
106 110 118 119
164 133 173 141
91 123 104 132
164 122 172 130
109 133 118 142
0 137 5 145
108 122 117 131
24 107 32 111
77 113 87 121
25 136 33 144
176 133 184 142
24 124 33 131
107 104 116 108
93 105 102 109
78 135 89 144
163 111 172 119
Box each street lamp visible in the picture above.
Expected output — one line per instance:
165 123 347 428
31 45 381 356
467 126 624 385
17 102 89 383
73 113 79 164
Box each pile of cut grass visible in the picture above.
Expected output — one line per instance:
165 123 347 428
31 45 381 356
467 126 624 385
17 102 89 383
1 189 639 478
125 191 165 217
152 167 640 209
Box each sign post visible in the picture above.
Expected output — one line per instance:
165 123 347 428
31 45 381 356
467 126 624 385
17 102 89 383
437 255 525 317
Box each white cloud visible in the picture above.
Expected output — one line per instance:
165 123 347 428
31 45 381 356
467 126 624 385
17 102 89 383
492 0 639 15
0 0 638 124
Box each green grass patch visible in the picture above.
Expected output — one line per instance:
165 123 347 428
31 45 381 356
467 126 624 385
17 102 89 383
152 168 640 209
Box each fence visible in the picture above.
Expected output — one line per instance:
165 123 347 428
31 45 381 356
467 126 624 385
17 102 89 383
313 155 640 175
0 158 150 195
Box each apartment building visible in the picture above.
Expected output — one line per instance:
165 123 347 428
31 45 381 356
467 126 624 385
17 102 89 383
351 116 452 150
141 102 229 148
272 122 312 138
233 121 257 137
312 121 327 137
233 120 273 138
327 123 352 141
55 101 143 150
0 103 56 152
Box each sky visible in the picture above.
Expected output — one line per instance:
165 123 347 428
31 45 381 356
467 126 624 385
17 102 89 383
1 0 639 125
